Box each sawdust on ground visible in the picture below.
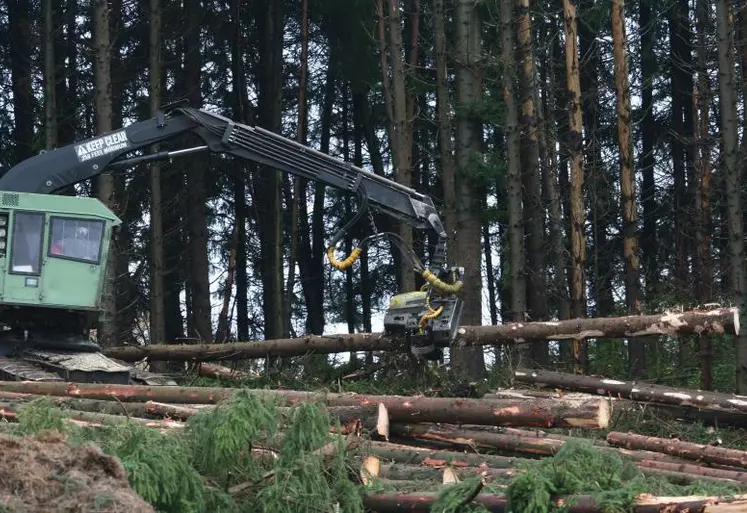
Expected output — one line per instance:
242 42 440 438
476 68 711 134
0 429 154 512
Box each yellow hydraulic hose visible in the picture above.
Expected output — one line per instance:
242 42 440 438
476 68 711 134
421 269 463 294
327 245 363 270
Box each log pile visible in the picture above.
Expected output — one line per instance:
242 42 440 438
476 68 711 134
5 370 747 511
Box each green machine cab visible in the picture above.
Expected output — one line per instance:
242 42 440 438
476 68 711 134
0 191 131 383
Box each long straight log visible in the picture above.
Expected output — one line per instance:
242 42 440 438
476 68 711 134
0 381 611 428
362 492 747 512
607 432 747 468
361 440 532 468
514 368 747 416
101 307 739 362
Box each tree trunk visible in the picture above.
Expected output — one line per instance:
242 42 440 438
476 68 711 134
668 1 694 294
182 0 212 344
103 307 740 362
517 0 548 366
694 0 713 389
607 431 747 469
452 0 486 378
148 0 166 348
433 0 457 244
91 0 118 347
8 0 34 164
715 0 747 393
280 0 309 339
612 0 643 379
501 0 528 368
514 368 747 416
229 0 251 344
639 0 658 300
563 0 587 373
386 0 416 293
42 0 57 150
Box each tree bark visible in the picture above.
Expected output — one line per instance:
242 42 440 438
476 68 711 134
638 0 658 299
42 0 57 150
716 0 747 393
103 307 740 362
637 460 747 484
0 381 608 428
451 0 486 377
91 0 118 347
694 0 713 390
517 0 548 366
361 440 528 468
607 431 747 469
612 0 643 378
501 0 528 369
183 0 212 344
254 0 285 345
362 492 747 513
563 0 587 373
148 0 166 349
433 0 456 244
386 0 416 294
514 367 747 416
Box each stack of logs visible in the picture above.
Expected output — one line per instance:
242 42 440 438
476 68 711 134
2 370 747 511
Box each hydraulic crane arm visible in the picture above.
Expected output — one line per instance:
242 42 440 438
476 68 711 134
0 104 461 294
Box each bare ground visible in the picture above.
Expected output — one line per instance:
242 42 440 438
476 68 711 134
0 430 154 512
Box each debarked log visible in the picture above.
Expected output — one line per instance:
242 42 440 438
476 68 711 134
101 307 739 362
0 382 611 428
514 368 747 417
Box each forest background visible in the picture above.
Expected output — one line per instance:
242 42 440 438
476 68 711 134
0 0 744 394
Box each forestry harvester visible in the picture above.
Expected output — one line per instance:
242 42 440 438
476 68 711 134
0 102 464 385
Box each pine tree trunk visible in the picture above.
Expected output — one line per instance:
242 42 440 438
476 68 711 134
563 0 587 373
694 0 713 389
433 0 457 243
385 0 416 293
517 0 548 366
91 0 118 347
451 0 486 378
612 0 643 378
42 0 57 150
639 0 658 299
716 0 747 393
183 0 213 344
229 0 250 343
579 0 613 319
255 0 285 346
148 0 166 348
501 0 527 369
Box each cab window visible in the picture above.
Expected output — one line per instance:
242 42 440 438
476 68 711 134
11 212 44 274
48 217 104 264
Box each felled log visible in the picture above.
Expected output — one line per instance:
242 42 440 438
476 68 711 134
0 382 611 428
361 456 515 483
607 432 747 468
362 492 747 512
514 369 747 418
361 440 531 469
101 307 739 362
637 459 747 484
